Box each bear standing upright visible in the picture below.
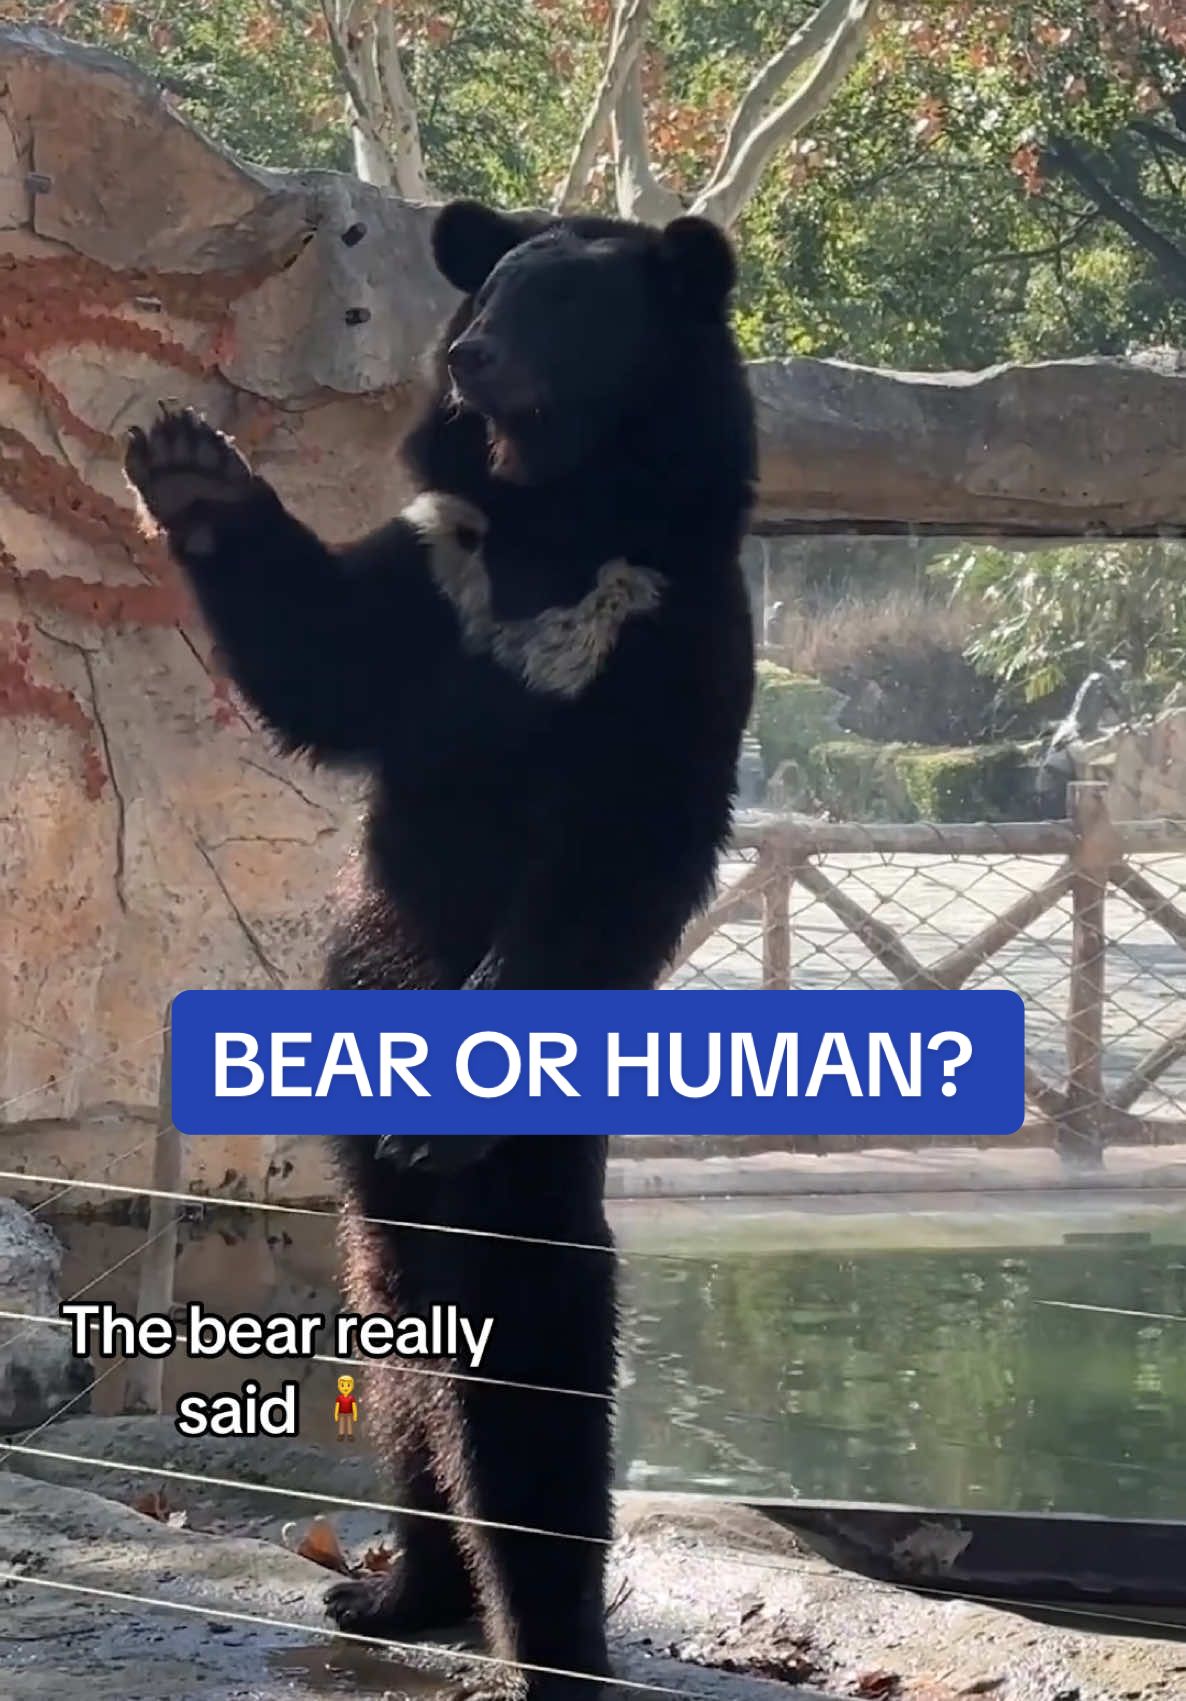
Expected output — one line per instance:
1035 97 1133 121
125 200 755 1701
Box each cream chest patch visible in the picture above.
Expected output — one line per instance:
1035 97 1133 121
404 490 664 699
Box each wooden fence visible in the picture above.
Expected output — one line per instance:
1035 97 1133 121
666 782 1186 1160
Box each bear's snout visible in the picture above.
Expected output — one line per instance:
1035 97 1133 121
447 332 497 389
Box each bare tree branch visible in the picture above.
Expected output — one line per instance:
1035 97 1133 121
320 0 431 197
1132 116 1186 164
555 0 654 212
1045 134 1186 296
611 54 684 224
693 0 881 229
375 5 431 200
705 0 856 194
320 0 372 145
321 0 393 188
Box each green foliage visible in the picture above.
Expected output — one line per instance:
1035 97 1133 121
811 737 908 820
730 0 1186 363
935 541 1186 705
19 0 601 198
750 661 845 776
16 2 1186 365
893 741 1031 821
811 736 1030 821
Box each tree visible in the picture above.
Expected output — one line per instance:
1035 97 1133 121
555 0 879 228
320 1 431 195
21 0 883 225
16 2 1186 367
934 540 1186 707
726 0 1186 363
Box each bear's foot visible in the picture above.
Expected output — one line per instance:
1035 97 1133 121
324 1567 477 1639
124 407 254 554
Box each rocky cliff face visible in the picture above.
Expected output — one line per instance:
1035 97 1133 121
0 27 455 1151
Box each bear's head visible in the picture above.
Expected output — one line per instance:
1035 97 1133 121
422 199 744 488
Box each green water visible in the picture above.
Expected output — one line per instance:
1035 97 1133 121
616 1241 1186 1517
55 1212 1186 1518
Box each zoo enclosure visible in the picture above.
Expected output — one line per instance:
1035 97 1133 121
665 782 1186 1158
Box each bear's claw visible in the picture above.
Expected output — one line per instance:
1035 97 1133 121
324 1570 474 1638
124 406 253 541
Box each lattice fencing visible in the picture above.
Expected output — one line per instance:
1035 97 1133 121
663 782 1186 1156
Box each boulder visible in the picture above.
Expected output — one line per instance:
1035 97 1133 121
0 1196 91 1429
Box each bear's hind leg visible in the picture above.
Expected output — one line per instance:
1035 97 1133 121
457 1379 613 1701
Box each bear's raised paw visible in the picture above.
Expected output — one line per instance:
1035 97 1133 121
124 407 253 553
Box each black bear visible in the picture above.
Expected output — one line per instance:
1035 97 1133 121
124 199 755 1701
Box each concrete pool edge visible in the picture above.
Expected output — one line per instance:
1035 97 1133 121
606 1142 1186 1199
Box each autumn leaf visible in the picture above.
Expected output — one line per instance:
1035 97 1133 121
854 1672 900 1700
101 1 133 34
1010 142 1045 197
362 1543 395 1572
912 97 946 144
295 1514 352 1574
132 1487 188 1529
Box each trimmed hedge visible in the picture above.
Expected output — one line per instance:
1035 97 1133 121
752 661 845 776
811 738 1033 822
747 659 1036 820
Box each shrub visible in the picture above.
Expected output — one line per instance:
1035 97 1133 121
751 661 846 776
811 738 1033 822
765 588 1014 744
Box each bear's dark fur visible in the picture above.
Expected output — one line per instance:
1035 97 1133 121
124 199 755 1701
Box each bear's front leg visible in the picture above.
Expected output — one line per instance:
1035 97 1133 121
123 405 398 760
125 406 261 562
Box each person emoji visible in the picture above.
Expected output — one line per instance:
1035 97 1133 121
334 1373 358 1441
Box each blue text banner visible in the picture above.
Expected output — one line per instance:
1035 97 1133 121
170 989 1025 1138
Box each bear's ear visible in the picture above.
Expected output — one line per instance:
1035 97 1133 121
432 200 523 294
658 216 736 317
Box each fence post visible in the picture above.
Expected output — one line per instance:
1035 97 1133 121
760 843 793 990
122 1012 181 1415
1062 782 1116 1167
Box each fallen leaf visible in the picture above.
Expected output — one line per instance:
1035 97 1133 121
296 1515 351 1575
132 1486 185 1526
855 1673 901 1700
362 1544 395 1573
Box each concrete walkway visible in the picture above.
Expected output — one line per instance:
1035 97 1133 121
608 1140 1186 1198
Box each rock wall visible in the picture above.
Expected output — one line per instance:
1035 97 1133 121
0 1195 91 1427
0 27 453 1186
1107 706 1186 819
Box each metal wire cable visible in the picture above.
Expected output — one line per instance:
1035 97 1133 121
0 1570 720 1699
1 1440 611 1547
0 1019 171 1119
0 1165 702 1262
0 1307 609 1403
8 1302 1186 1492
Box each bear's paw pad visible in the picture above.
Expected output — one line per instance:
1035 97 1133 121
124 407 252 545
